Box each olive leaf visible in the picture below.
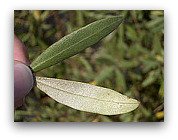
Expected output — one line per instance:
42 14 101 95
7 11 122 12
31 16 139 115
30 16 124 72
36 77 139 115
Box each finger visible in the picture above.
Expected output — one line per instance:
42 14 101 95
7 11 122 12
14 61 34 108
14 35 30 65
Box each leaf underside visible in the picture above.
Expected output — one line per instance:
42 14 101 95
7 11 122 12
31 16 124 72
36 76 139 115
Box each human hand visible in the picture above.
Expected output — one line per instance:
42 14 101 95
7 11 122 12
14 35 34 108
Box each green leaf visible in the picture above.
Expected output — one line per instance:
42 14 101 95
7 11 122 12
95 67 114 85
115 69 127 92
31 16 124 72
36 76 139 115
142 70 160 87
159 80 164 98
119 59 139 69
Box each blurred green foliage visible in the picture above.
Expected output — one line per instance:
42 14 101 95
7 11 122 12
14 10 164 122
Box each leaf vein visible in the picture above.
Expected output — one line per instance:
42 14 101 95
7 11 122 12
37 79 138 105
33 19 119 70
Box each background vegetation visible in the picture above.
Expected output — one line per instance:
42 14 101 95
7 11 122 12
14 10 164 122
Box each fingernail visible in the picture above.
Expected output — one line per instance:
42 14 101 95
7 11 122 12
14 62 34 103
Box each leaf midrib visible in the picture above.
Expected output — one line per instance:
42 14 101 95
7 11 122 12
32 19 120 71
37 79 138 105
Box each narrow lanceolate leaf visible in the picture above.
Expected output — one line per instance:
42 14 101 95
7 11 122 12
36 77 139 115
31 16 124 72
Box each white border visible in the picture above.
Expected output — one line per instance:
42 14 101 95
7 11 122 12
0 0 176 140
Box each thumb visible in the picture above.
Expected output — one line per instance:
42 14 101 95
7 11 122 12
14 61 34 108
